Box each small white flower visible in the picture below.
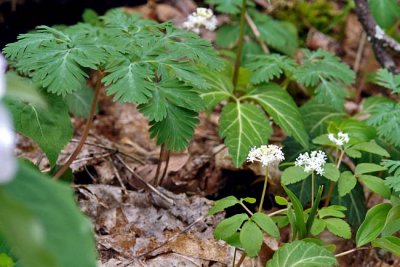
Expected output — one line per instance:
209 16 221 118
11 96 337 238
0 54 16 184
328 132 349 146
246 144 285 167
183 8 217 34
295 150 327 175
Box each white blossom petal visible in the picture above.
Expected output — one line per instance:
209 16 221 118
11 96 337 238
295 150 327 175
0 55 6 98
246 144 285 167
0 105 16 183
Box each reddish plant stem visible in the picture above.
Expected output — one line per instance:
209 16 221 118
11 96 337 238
54 71 103 179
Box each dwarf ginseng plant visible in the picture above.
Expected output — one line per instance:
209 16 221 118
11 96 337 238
3 9 222 178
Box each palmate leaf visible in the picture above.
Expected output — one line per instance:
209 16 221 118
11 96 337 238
246 54 296 84
314 79 347 111
243 84 309 149
4 92 72 166
4 26 106 96
266 240 337 267
138 78 203 122
372 68 400 94
382 160 400 192
219 102 272 167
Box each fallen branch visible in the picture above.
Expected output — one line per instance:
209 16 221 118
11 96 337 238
354 0 400 73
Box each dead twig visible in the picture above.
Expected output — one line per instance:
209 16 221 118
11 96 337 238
245 13 269 53
158 150 170 186
109 156 128 195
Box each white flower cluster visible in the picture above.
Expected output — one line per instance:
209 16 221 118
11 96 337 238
328 132 349 146
183 8 217 34
295 151 327 175
247 144 285 167
0 55 16 184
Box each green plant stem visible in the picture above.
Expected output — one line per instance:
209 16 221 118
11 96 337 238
54 71 103 179
268 208 288 217
232 0 247 89
324 149 345 206
311 171 315 206
335 247 370 258
258 166 269 211
158 150 170 186
239 202 254 216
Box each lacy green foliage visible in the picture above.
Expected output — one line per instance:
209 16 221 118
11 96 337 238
368 0 400 28
4 92 72 166
266 240 337 267
294 49 355 110
382 160 400 193
206 0 254 14
0 160 96 267
373 69 400 94
245 54 295 84
4 9 222 152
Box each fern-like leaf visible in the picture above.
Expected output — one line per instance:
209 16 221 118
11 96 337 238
382 160 400 192
373 68 400 94
246 54 296 84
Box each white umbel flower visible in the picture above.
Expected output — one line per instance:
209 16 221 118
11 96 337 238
183 8 218 34
328 132 349 146
295 151 327 175
247 145 285 167
0 54 16 184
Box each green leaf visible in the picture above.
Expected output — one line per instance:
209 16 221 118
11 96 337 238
245 84 309 149
345 148 362 158
312 134 332 146
318 207 346 219
206 0 243 14
246 54 296 84
305 186 323 235
358 175 391 199
283 185 306 239
240 221 263 257
368 0 400 28
322 163 340 182
252 212 280 238
385 176 400 193
382 159 400 192
0 160 96 267
324 218 351 239
356 203 392 247
215 25 240 48
209 196 239 215
311 219 326 236
281 166 310 185
214 213 248 241
351 141 390 157
275 196 288 206
266 240 337 267
381 205 400 236
0 253 14 267
4 92 72 166
242 197 256 204
219 102 272 166
6 72 47 107
372 68 400 94
314 79 347 111
372 237 400 257
64 86 95 118
148 105 199 151
355 163 386 175
338 171 357 197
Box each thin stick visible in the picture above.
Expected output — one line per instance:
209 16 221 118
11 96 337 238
268 208 288 217
354 31 367 73
335 247 371 258
54 71 103 179
158 150 170 186
110 156 128 194
232 248 237 267
239 202 254 216
154 144 165 185
133 215 205 258
232 0 247 89
245 13 269 53
235 252 246 267
258 166 269 211
114 154 174 205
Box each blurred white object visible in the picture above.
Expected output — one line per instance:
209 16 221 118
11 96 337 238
183 7 217 34
0 54 16 183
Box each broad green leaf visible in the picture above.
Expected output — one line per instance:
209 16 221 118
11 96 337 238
219 102 271 166
345 148 362 158
6 72 46 108
4 92 72 166
281 166 310 185
368 0 400 28
0 160 96 267
338 171 356 197
312 134 332 146
372 237 400 257
245 84 309 149
328 118 376 144
206 0 243 14
209 196 239 215
351 141 390 157
275 196 288 206
358 175 391 199
283 186 306 239
381 205 400 237
242 197 256 204
246 54 296 84
148 105 199 151
332 183 366 228
214 213 248 241
266 240 337 267
318 207 346 219
311 219 326 236
65 86 95 118
355 163 386 175
252 212 280 238
356 203 391 247
322 163 340 182
224 232 242 248
324 218 351 239
215 25 240 48
240 221 263 257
